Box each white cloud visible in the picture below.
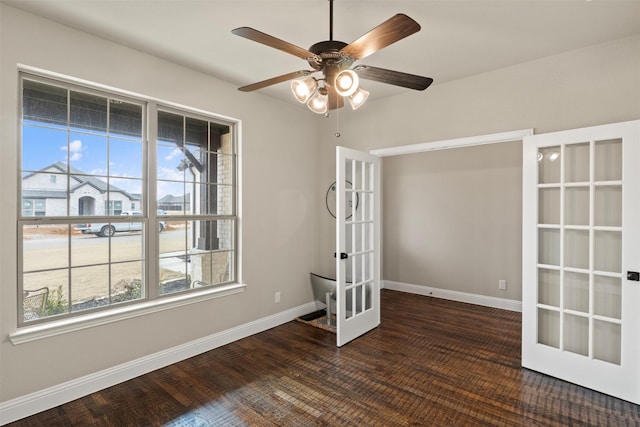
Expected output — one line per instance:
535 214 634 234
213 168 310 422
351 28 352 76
61 139 83 162
165 148 182 161
158 166 183 181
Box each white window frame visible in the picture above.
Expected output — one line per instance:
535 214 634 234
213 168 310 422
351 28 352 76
12 68 244 344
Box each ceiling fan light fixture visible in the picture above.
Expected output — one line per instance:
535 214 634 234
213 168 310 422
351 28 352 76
334 69 359 97
290 77 317 103
307 90 328 114
348 88 369 110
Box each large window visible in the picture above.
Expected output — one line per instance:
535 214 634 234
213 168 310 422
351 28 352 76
18 74 238 325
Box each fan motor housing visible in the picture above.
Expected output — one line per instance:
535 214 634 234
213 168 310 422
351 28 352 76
308 40 353 70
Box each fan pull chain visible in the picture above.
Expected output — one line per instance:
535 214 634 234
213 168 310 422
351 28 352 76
334 104 341 138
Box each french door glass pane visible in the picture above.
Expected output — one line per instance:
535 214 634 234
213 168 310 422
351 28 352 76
538 228 560 266
564 314 589 356
538 146 561 184
538 188 560 224
593 275 622 319
565 142 590 183
564 229 589 269
594 139 622 181
594 231 622 273
563 271 589 313
594 186 622 227
538 308 560 348
538 268 560 307
564 187 589 226
593 320 621 365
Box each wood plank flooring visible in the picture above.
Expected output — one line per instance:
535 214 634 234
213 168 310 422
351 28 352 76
8 290 640 426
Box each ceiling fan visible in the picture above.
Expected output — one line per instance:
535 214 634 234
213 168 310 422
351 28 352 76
232 0 433 114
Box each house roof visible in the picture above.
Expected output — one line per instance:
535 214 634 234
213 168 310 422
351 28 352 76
158 194 190 204
22 190 67 199
24 162 140 201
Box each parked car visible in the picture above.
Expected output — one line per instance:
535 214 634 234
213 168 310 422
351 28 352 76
75 211 166 237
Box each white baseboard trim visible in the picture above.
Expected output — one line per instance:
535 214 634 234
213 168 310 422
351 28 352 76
0 301 318 426
382 280 522 312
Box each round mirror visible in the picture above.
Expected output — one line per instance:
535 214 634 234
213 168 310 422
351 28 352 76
325 181 359 219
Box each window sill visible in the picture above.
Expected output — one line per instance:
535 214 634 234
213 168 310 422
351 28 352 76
9 283 247 345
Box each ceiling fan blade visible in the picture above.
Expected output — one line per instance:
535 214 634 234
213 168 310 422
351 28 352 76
354 65 433 91
341 14 420 60
232 27 319 62
238 70 313 92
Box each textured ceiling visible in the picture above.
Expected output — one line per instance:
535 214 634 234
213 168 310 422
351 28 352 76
4 0 640 104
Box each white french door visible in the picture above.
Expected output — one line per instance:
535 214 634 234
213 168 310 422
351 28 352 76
522 120 640 403
336 146 380 347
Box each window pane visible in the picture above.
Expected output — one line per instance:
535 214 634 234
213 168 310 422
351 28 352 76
109 178 142 212
157 182 187 214
22 126 69 172
158 111 183 145
159 220 234 295
111 226 144 263
213 153 234 185
71 265 109 312
211 123 232 154
70 90 107 133
111 261 144 303
186 117 208 147
22 172 68 217
191 251 234 286
71 227 109 266
23 79 67 127
69 132 108 174
23 271 69 320
23 224 70 271
110 139 143 179
110 100 142 139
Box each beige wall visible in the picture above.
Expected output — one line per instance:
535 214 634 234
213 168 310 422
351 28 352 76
312 34 640 296
0 5 319 402
382 141 522 299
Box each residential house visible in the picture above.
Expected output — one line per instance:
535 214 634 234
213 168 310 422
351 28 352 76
157 193 190 213
22 162 141 217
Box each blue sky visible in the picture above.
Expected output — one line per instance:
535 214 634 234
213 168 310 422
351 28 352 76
22 123 189 198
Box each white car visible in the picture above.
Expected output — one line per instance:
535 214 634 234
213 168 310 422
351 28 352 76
75 211 166 237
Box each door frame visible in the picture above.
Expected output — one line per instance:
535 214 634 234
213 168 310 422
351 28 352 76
370 128 533 307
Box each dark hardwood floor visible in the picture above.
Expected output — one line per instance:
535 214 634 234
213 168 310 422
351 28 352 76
8 290 640 426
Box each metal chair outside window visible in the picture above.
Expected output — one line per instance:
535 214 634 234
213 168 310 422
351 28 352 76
23 287 49 321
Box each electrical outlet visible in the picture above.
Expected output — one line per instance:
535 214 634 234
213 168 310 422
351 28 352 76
275 291 281 303
499 280 507 290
